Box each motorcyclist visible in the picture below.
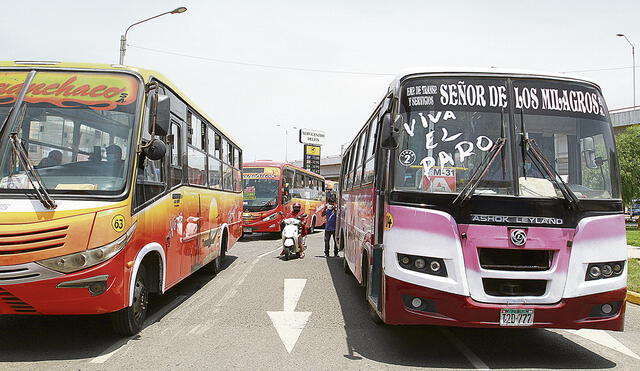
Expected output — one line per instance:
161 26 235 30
282 202 307 258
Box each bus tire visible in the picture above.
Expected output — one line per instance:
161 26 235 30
220 230 228 262
363 258 383 325
111 264 149 335
204 254 221 276
342 234 350 274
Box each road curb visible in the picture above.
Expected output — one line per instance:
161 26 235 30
627 290 640 305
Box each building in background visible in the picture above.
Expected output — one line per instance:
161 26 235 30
292 154 341 182
611 107 640 134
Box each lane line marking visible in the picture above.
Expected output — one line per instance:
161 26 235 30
441 328 490 370
90 339 131 364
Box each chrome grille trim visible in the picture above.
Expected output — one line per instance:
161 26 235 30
0 262 63 285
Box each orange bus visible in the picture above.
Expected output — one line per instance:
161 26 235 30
242 161 326 235
0 61 243 335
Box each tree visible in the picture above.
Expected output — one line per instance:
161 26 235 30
616 126 640 220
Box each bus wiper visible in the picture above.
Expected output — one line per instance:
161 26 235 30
1 70 56 209
519 109 579 210
9 133 57 209
453 111 507 207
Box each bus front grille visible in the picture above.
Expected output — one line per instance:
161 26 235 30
482 278 547 297
478 248 552 271
0 287 37 313
0 226 68 254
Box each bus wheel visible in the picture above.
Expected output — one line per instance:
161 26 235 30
112 265 149 335
363 260 383 325
342 235 350 274
204 254 221 275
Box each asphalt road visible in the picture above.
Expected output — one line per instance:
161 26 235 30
1 231 639 370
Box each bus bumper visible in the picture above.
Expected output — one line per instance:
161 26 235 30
383 276 626 331
242 219 282 233
0 252 127 315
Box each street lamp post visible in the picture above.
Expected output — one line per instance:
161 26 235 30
617 33 636 107
276 124 297 162
119 6 187 65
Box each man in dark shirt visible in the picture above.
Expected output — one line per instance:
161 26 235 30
322 200 337 257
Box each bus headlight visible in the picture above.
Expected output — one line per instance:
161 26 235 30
397 253 447 277
585 261 625 281
37 222 137 273
262 213 279 222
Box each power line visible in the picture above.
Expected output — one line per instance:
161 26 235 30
563 66 639 73
128 44 395 77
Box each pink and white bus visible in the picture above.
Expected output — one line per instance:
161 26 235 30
339 68 627 330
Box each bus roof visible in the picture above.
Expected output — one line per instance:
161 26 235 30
0 61 241 148
389 66 602 91
243 161 325 179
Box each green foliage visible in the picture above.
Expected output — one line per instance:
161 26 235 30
616 126 640 205
627 226 640 247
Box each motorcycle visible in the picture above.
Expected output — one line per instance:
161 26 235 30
281 217 305 260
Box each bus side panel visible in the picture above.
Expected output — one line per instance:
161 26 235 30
343 186 375 284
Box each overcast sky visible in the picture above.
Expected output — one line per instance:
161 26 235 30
3 0 639 162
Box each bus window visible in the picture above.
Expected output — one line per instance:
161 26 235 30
362 119 377 185
283 168 294 204
191 114 202 149
208 156 222 189
223 163 233 191
227 142 234 165
169 122 182 188
293 172 304 198
188 146 206 186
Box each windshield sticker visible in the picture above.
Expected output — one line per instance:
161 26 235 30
244 186 256 200
398 149 416 166
0 71 138 111
422 167 456 192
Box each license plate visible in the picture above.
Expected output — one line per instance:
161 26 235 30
500 308 534 326
243 227 253 233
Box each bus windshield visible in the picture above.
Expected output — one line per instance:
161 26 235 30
242 167 281 212
0 70 139 196
393 76 620 199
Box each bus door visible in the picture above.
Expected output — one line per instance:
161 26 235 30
165 120 185 282
181 191 202 274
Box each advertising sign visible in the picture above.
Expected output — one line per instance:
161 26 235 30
303 145 321 174
299 128 325 146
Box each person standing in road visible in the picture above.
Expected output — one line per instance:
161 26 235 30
322 200 337 257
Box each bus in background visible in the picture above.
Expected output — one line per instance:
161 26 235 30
339 68 626 330
242 161 326 235
0 61 243 335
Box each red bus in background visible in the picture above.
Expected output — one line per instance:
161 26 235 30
242 161 326 235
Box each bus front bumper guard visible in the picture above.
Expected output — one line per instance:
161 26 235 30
383 276 626 331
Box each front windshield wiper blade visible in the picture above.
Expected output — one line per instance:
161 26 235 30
453 110 507 207
10 133 57 209
1 70 56 209
519 109 580 210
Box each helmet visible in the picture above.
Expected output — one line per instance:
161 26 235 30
292 202 301 211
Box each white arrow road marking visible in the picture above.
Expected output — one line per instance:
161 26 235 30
566 329 640 360
267 278 312 354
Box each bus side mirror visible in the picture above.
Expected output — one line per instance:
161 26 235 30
153 94 171 137
143 139 166 161
380 113 399 149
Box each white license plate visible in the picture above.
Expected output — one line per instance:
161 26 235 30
500 308 534 326
243 227 253 233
